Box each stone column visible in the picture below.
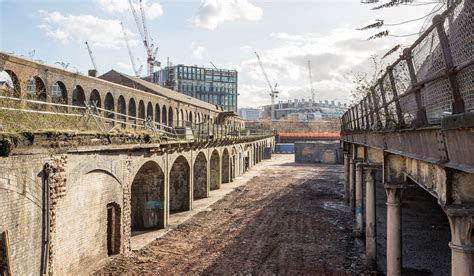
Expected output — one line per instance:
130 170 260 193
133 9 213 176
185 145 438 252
355 163 364 237
349 158 355 214
385 184 404 276
445 210 474 276
365 168 377 271
344 153 350 204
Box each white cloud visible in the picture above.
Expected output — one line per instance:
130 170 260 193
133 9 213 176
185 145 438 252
39 11 138 49
190 42 205 60
193 0 263 30
98 0 164 20
237 26 419 108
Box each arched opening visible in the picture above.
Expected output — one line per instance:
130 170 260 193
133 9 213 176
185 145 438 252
138 100 145 124
128 98 137 126
146 102 153 121
189 112 193 124
117 96 126 126
168 108 174 127
89 89 101 109
162 105 167 127
52 81 68 107
155 104 161 127
170 156 191 212
72 85 86 107
131 161 165 231
193 152 208 199
0 70 21 98
180 109 184 126
27 76 47 102
104 92 114 120
210 150 220 190
222 149 230 184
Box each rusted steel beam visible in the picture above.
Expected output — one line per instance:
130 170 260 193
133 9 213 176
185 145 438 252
403 48 428 127
387 66 404 126
433 14 465 114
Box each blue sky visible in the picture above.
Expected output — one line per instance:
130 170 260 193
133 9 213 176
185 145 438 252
0 0 441 107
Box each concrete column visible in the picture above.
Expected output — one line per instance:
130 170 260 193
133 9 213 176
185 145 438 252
344 153 350 204
446 211 473 276
365 168 377 271
355 163 364 237
385 184 403 276
349 158 355 214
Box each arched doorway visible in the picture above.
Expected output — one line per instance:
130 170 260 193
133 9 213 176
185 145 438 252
72 85 85 107
210 150 220 190
128 98 137 126
162 105 167 126
0 70 21 97
117 96 126 126
222 149 230 184
193 152 208 199
90 89 101 109
104 92 114 120
170 156 190 212
131 161 165 230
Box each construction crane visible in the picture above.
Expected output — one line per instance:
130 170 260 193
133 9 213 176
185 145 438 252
121 22 143 77
128 0 160 81
255 52 279 121
308 60 315 103
84 41 98 74
210 61 218 70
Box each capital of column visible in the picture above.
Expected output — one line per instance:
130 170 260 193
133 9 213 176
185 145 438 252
385 182 406 206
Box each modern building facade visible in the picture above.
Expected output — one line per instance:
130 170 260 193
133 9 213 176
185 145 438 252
152 64 238 112
261 98 348 121
238 108 261 121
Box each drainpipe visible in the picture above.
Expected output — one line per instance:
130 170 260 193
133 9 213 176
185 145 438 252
41 163 51 275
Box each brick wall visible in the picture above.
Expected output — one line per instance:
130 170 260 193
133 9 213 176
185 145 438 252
0 155 50 276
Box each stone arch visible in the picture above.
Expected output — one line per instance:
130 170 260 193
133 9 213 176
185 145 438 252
210 150 220 190
117 95 126 125
162 105 168 126
128 98 137 125
138 100 145 123
222 148 230 184
0 70 21 97
72 85 86 107
155 103 160 124
147 102 153 120
52 81 68 105
90 89 101 109
131 161 165 230
193 152 208 199
104 92 114 120
27 76 47 101
170 156 191 212
168 107 174 127
189 112 193 123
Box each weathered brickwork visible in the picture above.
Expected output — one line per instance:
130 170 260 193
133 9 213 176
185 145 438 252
0 137 274 275
0 154 50 276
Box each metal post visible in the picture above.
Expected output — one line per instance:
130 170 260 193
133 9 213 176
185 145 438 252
355 163 364 237
404 48 428 127
366 167 377 271
378 78 391 128
387 66 404 126
367 93 374 129
433 14 465 114
364 97 370 130
371 88 382 128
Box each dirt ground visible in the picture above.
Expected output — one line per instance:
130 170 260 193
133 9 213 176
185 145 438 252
96 155 363 275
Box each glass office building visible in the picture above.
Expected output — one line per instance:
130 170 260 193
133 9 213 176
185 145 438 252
152 65 238 112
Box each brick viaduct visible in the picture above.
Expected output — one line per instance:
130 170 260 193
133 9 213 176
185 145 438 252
0 52 275 275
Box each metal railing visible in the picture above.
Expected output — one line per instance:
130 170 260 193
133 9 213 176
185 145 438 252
0 94 274 141
341 0 473 133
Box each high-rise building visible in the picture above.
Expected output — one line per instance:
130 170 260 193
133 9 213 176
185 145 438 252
152 64 238 112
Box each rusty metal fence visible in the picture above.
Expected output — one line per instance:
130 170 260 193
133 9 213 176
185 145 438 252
341 0 473 133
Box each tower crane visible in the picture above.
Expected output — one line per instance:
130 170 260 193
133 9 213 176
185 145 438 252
121 22 143 77
255 52 279 121
84 41 98 74
128 0 160 81
308 60 315 103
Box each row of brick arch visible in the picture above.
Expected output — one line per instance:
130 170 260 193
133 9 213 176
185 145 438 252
130 143 267 231
1 69 214 127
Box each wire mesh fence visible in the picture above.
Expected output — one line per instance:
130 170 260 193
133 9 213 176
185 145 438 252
342 0 473 133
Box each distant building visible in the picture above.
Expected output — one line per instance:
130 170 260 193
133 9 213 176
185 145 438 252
152 64 238 112
238 108 261 121
261 98 348 121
